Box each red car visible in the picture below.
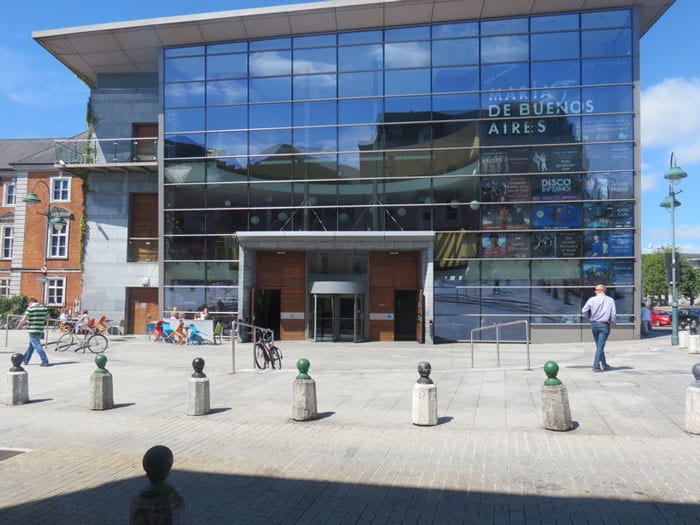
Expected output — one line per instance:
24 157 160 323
651 309 671 326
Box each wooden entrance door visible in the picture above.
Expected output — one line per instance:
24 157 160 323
127 287 158 334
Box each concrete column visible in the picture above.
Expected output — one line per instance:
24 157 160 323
412 361 438 426
89 355 114 410
5 353 28 406
541 361 574 431
186 357 210 416
292 358 317 421
685 363 700 435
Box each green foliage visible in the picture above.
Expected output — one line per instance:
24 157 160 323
642 250 669 299
0 295 28 318
679 261 700 303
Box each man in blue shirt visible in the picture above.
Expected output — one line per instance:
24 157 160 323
581 284 616 372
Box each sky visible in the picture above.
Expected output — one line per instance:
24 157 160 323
1 0 698 254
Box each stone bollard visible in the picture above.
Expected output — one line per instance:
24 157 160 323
688 334 700 354
679 329 689 348
412 361 438 426
541 361 573 431
5 353 29 406
89 354 114 410
186 357 210 416
685 363 700 435
130 445 185 524
292 358 317 421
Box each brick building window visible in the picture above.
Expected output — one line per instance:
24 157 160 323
3 181 15 206
51 177 71 202
0 278 9 297
46 277 65 306
1 226 12 259
49 223 68 258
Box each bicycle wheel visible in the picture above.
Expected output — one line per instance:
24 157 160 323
87 333 109 354
56 332 75 352
269 346 282 369
254 342 267 369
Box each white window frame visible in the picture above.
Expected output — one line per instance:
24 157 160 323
0 278 9 297
48 222 69 259
46 277 65 307
3 180 15 206
51 176 71 202
1 225 12 259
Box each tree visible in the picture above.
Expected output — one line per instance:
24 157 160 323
642 249 670 302
679 261 700 304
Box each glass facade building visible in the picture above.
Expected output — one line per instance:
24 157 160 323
160 8 638 342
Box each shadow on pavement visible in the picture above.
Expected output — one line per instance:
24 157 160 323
1 470 698 524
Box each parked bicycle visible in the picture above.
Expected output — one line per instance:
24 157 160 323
55 323 109 354
254 329 282 369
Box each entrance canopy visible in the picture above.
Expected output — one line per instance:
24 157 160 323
236 231 435 251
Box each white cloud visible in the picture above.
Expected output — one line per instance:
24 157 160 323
641 77 700 164
640 161 658 192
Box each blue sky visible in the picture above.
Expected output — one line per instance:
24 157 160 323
1 0 698 253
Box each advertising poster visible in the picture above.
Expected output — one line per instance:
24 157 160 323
613 260 634 285
531 145 581 173
480 148 530 174
607 230 634 257
481 233 506 257
532 232 556 257
557 232 581 258
480 175 530 202
582 173 609 200
532 203 582 229
583 202 634 228
583 231 609 257
532 174 581 201
506 233 530 258
582 260 613 285
607 172 634 199
481 204 531 230
581 114 633 142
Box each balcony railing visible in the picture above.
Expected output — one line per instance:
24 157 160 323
55 137 158 166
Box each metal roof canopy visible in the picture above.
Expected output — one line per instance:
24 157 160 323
33 0 674 86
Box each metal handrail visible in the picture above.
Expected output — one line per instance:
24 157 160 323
229 320 274 374
470 320 531 370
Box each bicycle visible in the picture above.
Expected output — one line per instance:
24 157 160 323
55 323 109 354
253 330 282 369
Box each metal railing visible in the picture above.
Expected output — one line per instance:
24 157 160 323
54 137 158 165
469 320 531 370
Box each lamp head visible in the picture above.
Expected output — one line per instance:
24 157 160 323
659 195 681 209
664 165 687 185
23 192 41 206
49 215 66 229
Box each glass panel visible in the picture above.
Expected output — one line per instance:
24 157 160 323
165 236 205 260
249 156 294 181
385 69 430 95
293 74 337 99
206 236 239 260
206 131 247 157
164 211 206 234
582 57 632 84
481 63 528 90
206 183 249 208
481 260 529 283
532 61 580 89
582 29 631 57
338 99 383 125
207 42 246 54
249 50 291 76
582 86 632 112
433 147 479 174
339 125 378 152
165 46 204 58
340 152 379 179
531 32 580 60
385 26 430 41
433 66 479 93
208 158 249 181
164 82 205 108
294 101 336 126
165 108 205 133
385 96 430 116
385 42 430 68
380 122 432 148
532 232 581 258
249 182 294 208
584 143 633 171
164 133 206 159
294 47 336 73
164 56 204 82
531 14 579 32
481 18 529 35
250 77 291 102
383 152 432 177
207 79 247 105
338 44 384 71
582 10 631 29
583 230 633 257
249 37 291 51
207 54 247 79
206 262 238 283
164 262 205 283
481 204 531 229
581 114 633 142
249 103 291 129
480 149 530 174
164 161 206 183
432 22 478 38
164 184 206 208
293 127 337 152
531 203 582 229
583 202 634 228
207 105 247 131
530 146 583 173
481 35 529 63
249 129 292 156
606 172 633 199
293 33 336 48
293 155 339 180
338 30 383 45
338 71 383 97
433 93 479 116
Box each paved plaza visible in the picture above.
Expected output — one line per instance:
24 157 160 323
0 328 699 524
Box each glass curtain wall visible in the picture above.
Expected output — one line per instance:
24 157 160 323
162 8 636 340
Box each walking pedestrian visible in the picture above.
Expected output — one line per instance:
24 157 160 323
17 297 51 366
640 303 652 336
581 284 616 372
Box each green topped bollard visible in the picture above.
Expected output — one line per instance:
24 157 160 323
541 360 573 431
130 445 185 524
292 358 317 421
89 354 114 410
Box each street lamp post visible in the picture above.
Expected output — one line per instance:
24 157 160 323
23 181 67 305
659 154 688 346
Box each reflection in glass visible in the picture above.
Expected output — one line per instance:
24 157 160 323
385 42 430 68
249 37 290 51
433 66 479 93
164 56 205 82
165 108 205 133
293 47 337 73
337 30 382 45
481 63 528 90
207 79 247 105
206 131 247 157
248 129 292 156
294 101 337 126
531 14 579 32
432 38 479 66
293 33 336 48
582 86 632 113
293 127 337 153
164 134 206 159
206 183 249 208
338 72 383 97
582 28 632 57
207 106 246 132
164 161 206 183
207 42 246 54
531 60 580 88
582 57 632 84
207 54 247 79
165 236 206 261
481 35 529 63
531 32 579 60
385 69 431 95
338 44 383 71
165 185 206 208
582 9 631 29
165 46 204 58
584 143 633 171
249 50 292 76
294 74 337 100
164 82 205 108
249 103 291 129
385 25 430 42
249 156 293 181
250 77 291 102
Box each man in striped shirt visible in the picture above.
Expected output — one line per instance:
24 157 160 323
17 298 50 367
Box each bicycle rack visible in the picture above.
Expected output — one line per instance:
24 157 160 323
229 320 275 374
469 320 531 370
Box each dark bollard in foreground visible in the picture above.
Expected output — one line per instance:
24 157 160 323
130 445 185 524
685 363 700 435
412 361 437 426
541 361 573 431
186 357 210 416
89 354 114 410
5 353 29 406
292 358 317 421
